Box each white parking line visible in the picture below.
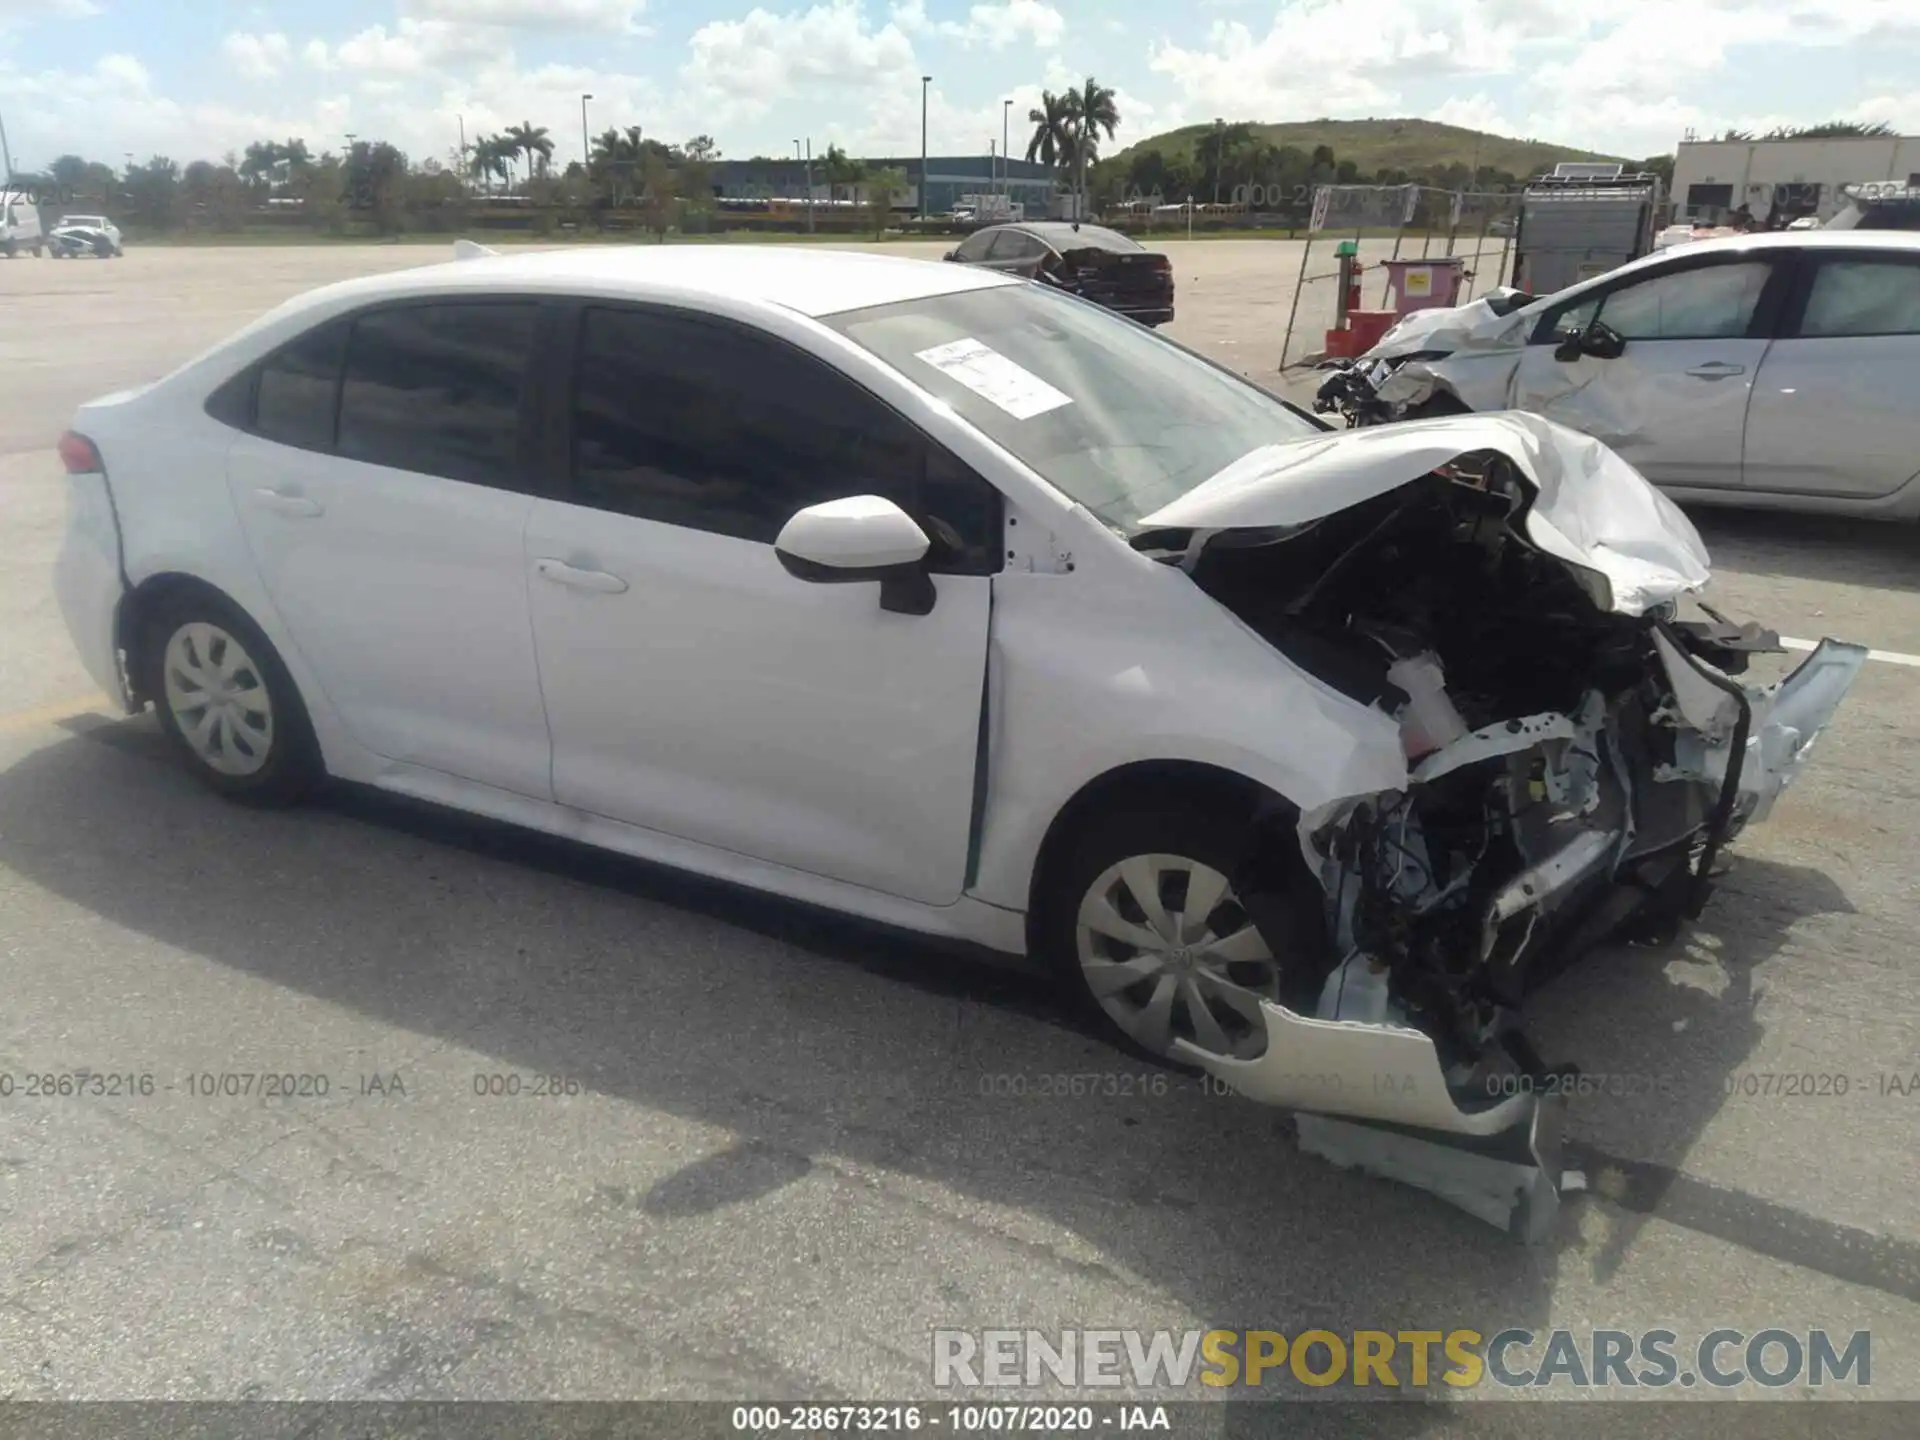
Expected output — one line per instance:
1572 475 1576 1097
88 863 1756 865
1782 637 1920 669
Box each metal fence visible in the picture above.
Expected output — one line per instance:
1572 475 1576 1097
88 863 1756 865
1276 184 1521 371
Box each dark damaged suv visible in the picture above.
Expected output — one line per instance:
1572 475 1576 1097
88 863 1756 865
944 221 1175 327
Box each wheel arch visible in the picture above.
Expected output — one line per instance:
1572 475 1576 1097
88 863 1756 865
118 571 266 708
1023 758 1300 944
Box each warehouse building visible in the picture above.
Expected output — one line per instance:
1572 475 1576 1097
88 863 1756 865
1671 133 1920 225
704 154 1058 215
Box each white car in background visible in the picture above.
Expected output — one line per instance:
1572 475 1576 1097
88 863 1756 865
1316 230 1920 521
50 213 123 257
52 243 1864 1234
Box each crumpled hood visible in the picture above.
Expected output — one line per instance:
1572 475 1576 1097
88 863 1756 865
1363 289 1536 360
1133 411 1712 617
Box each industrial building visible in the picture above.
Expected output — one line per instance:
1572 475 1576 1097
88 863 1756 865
704 154 1057 215
1670 133 1920 225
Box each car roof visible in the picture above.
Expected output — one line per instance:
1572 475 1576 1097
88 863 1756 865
992 222 1142 252
1659 229 1920 257
278 244 1020 322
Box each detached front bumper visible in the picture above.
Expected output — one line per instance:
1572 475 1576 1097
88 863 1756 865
1173 632 1868 1241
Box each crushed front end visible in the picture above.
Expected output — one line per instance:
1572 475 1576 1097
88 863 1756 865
1135 415 1867 1238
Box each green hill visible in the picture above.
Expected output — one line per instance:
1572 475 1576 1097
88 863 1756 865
1109 117 1631 179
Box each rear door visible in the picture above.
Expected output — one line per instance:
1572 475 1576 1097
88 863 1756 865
1740 247 1920 499
1510 251 1789 490
224 299 557 798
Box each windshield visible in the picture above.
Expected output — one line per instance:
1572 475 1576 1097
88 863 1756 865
823 283 1320 529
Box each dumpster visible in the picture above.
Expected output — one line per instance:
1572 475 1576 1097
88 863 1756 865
1378 256 1467 317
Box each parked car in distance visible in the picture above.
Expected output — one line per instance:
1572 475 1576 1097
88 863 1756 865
1 190 45 257
944 221 1174 326
1313 230 1920 520
52 244 1861 1236
49 214 123 258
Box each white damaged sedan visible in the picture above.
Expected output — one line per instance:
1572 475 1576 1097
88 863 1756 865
53 243 1865 1236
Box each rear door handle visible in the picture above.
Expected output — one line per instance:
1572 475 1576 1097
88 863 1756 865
1685 362 1747 379
534 558 629 594
252 488 323 517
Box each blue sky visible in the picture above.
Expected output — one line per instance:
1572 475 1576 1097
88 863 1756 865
1 0 1915 174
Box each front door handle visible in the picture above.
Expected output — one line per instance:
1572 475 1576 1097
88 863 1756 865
534 558 629 594
253 488 323 517
1685 362 1747 379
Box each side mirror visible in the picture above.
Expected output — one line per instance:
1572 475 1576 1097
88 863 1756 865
944 249 959 261
774 495 936 616
1582 320 1627 360
1553 320 1627 363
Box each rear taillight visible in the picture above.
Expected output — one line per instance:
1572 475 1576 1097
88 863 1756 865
58 430 103 475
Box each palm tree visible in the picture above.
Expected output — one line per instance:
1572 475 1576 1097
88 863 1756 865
1063 77 1120 215
1025 91 1074 170
468 134 511 194
590 126 644 203
506 121 554 180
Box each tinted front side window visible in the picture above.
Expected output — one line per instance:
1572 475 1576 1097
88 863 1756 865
254 319 347 451
337 303 537 489
570 306 999 569
1593 261 1770 340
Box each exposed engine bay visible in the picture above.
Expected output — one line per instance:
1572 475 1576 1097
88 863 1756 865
1131 420 1867 1238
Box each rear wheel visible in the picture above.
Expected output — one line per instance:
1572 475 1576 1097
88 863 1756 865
1038 792 1312 1065
141 590 322 807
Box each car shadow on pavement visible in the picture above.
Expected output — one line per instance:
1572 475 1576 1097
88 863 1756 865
1 713 1910 1403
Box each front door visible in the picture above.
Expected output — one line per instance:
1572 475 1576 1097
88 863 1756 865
1512 253 1785 490
225 299 555 798
523 303 1002 905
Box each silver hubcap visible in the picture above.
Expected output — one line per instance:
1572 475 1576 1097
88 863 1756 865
162 622 274 777
1075 853 1279 1060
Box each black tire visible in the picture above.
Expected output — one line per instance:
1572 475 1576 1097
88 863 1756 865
1402 390 1472 421
139 588 323 807
1034 787 1323 1067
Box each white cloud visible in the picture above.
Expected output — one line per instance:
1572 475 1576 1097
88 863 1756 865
308 17 499 76
403 0 644 31
894 0 1064 48
222 31 293 81
682 1 920 126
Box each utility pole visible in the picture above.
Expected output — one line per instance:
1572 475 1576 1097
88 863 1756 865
580 94 593 174
1212 117 1224 205
1003 99 1012 201
806 137 814 233
0 106 15 184
458 114 468 186
920 74 931 220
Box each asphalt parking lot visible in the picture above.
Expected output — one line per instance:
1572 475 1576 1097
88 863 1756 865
2 240 1919 1424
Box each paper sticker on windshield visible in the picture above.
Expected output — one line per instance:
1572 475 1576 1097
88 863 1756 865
914 338 1072 420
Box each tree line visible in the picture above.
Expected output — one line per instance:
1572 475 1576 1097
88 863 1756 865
9 126 739 238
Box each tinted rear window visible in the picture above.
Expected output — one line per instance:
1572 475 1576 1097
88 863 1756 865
254 320 347 452
336 303 537 489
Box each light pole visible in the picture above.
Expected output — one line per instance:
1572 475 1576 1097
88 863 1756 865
580 94 593 174
0 106 15 184
1002 99 1012 201
920 74 931 220
1212 117 1224 206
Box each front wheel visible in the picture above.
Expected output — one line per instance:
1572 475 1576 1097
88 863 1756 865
141 591 322 806
1038 794 1311 1065
1401 390 1472 421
